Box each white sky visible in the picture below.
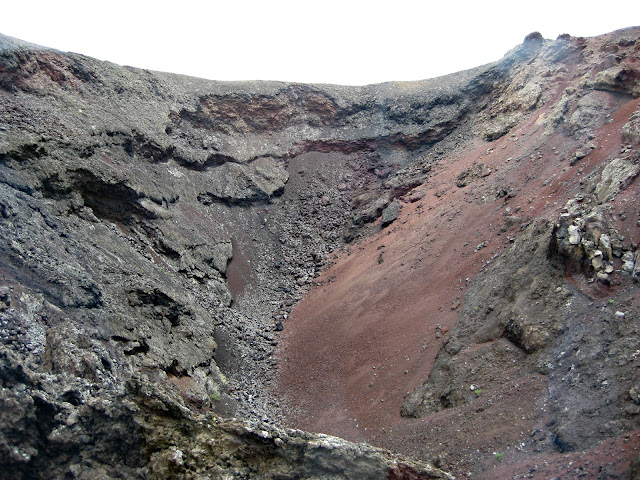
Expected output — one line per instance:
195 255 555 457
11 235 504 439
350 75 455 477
1 1 638 85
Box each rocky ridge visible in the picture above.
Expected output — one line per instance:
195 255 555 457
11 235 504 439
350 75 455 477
0 26 639 479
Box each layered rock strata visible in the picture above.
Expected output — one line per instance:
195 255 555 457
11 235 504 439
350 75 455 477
0 26 639 479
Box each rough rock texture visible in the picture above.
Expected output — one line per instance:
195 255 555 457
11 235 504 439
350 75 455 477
0 31 464 479
0 348 452 480
274 27 640 480
0 26 639 479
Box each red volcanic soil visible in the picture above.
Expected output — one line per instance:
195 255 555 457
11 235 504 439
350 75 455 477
274 95 640 478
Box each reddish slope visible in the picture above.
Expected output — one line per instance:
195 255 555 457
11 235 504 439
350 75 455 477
275 90 640 477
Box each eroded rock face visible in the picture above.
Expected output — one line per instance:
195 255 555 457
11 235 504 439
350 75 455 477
397 29 640 465
0 26 639 479
268 27 640 479
401 221 565 417
0 348 453 480
402 215 639 453
0 30 496 479
594 65 640 97
198 157 289 205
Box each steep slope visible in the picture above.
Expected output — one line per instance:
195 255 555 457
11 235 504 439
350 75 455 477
275 28 640 479
0 32 472 479
0 26 638 479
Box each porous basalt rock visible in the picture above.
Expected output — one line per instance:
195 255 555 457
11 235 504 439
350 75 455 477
0 346 454 480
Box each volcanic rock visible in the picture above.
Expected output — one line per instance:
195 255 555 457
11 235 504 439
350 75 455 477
381 199 402 227
1 26 640 480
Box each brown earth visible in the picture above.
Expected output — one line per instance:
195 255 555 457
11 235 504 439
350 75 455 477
275 91 640 478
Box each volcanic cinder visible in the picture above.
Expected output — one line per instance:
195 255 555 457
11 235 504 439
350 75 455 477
0 27 639 480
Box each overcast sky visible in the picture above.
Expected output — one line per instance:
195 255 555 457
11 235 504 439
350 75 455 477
2 1 638 85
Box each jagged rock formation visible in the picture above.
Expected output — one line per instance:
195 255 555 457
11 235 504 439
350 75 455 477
0 26 639 479
0 348 451 479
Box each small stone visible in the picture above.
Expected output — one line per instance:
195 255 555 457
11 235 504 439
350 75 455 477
406 190 426 203
621 251 635 274
475 241 488 252
590 250 604 270
615 311 626 318
568 225 581 245
570 150 588 166
599 234 612 260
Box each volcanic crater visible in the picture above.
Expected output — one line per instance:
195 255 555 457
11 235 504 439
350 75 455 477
0 27 639 480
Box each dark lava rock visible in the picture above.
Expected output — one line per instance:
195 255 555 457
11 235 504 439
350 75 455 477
1 25 639 479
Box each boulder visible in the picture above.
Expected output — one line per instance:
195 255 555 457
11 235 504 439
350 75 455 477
381 200 402 227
